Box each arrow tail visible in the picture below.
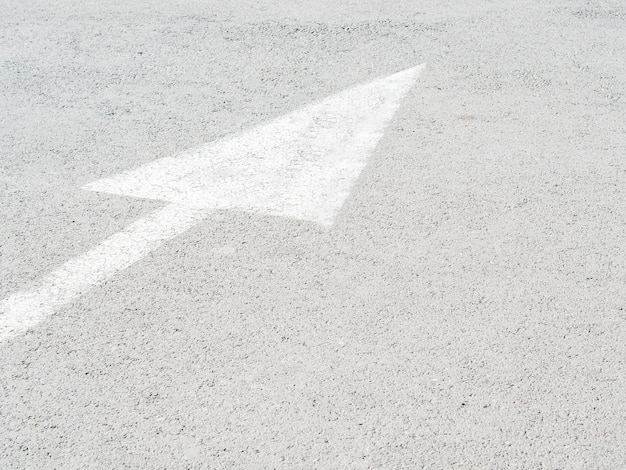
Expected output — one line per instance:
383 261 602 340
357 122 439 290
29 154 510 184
0 204 206 341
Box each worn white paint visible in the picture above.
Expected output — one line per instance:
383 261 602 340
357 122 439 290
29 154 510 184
0 64 425 341
84 64 425 224
0 204 207 340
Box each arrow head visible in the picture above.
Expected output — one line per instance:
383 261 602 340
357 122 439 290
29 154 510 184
84 64 425 225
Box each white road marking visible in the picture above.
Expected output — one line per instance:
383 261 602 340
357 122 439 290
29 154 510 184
0 64 425 341
0 205 206 340
84 64 425 225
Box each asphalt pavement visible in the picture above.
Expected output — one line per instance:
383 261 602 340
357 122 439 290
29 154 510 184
1 0 625 468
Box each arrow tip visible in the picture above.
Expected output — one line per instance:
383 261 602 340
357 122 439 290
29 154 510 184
388 63 427 84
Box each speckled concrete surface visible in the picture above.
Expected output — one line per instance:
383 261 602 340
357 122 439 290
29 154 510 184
1 0 625 468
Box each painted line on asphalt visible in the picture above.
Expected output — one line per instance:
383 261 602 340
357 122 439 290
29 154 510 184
0 204 206 340
0 64 425 341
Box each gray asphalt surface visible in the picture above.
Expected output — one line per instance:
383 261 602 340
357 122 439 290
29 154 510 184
1 0 626 468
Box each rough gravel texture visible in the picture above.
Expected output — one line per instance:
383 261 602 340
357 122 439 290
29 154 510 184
1 0 625 468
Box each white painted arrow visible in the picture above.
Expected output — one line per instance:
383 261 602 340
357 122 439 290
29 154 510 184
0 64 425 341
